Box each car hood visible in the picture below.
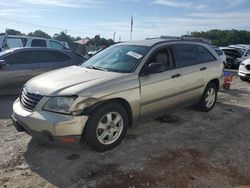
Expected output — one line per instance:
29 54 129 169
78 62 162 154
25 66 126 96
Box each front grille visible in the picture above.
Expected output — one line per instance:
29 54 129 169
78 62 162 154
246 65 250 70
20 88 43 111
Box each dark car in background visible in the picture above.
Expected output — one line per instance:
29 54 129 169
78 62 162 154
0 47 87 95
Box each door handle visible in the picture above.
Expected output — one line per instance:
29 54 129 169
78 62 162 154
200 67 207 71
171 74 181 78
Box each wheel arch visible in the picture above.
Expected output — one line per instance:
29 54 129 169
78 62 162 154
207 78 220 91
81 98 133 127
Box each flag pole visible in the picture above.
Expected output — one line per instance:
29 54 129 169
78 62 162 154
130 15 133 41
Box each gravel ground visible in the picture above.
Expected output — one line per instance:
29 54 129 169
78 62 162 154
0 77 250 188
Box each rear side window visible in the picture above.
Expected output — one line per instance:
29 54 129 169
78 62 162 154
31 39 47 47
196 45 216 63
36 50 71 63
49 41 66 49
173 44 199 67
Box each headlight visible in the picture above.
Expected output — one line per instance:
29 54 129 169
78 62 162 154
43 96 77 114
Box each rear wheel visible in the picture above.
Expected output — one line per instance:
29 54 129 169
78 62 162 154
197 83 218 112
240 76 249 82
83 102 129 152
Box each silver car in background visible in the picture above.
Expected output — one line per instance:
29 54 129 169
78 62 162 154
12 38 223 151
0 47 86 95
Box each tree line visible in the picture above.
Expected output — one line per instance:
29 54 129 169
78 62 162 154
4 29 115 49
4 28 250 47
191 29 250 46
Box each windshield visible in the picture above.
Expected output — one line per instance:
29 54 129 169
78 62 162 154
81 45 149 73
0 49 13 57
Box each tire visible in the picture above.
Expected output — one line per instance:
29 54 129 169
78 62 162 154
83 102 129 152
240 77 249 82
197 83 218 112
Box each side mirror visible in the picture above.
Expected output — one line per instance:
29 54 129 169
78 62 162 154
0 60 7 69
146 63 164 74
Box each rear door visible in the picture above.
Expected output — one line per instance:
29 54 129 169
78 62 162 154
37 50 72 74
195 45 221 84
172 44 205 105
172 43 215 104
0 50 40 95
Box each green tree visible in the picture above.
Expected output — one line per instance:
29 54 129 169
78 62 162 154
28 30 51 39
5 29 22 35
191 29 250 46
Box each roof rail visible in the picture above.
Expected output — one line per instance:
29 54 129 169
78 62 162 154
146 36 211 44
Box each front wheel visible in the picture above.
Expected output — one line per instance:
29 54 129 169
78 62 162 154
197 83 218 112
83 102 129 152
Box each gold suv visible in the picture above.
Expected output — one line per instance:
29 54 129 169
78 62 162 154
12 38 223 151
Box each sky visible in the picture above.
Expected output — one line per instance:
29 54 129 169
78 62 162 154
0 0 250 41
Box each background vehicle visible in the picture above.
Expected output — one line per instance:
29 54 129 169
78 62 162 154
12 38 223 151
221 45 250 69
0 47 86 95
238 58 250 81
0 34 69 52
214 48 227 67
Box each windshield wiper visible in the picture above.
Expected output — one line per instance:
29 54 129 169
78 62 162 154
85 66 108 71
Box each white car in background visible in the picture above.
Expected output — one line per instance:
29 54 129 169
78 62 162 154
214 48 227 67
0 34 69 52
238 58 250 81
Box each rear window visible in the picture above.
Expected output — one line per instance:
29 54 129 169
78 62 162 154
173 44 200 67
31 39 47 47
195 45 216 63
214 49 223 56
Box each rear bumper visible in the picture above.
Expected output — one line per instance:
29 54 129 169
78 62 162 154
12 99 89 143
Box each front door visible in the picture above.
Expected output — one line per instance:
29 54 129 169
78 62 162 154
0 50 40 95
139 46 182 118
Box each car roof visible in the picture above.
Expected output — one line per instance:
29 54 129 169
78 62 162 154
5 47 69 52
7 35 49 40
119 37 210 47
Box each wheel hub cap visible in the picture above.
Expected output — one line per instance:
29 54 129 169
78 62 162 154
205 88 216 108
96 112 124 145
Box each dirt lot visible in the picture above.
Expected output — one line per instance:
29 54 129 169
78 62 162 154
1 76 250 188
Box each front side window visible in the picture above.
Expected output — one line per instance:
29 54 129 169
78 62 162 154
3 51 35 65
173 44 199 67
141 47 174 74
31 39 47 47
81 45 149 73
